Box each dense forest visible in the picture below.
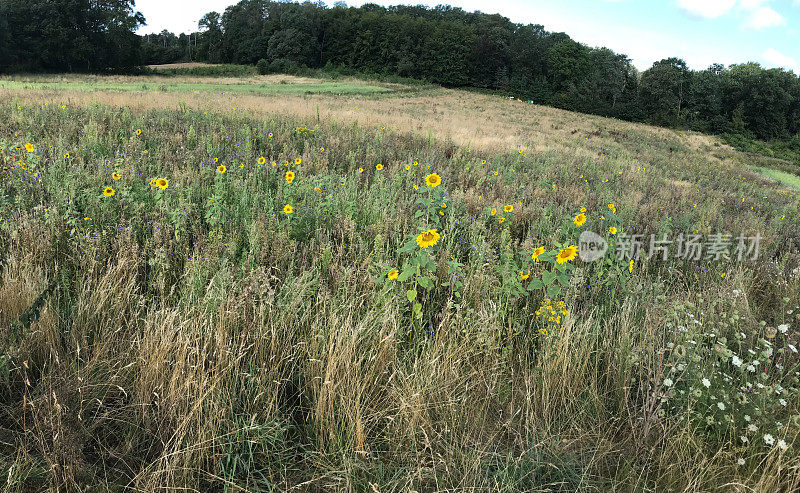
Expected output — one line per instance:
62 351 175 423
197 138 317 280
1 0 799 143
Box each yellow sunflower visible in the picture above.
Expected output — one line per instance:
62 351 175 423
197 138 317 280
609 227 618 234
490 208 497 216
416 229 440 249
258 157 266 165
156 178 169 190
25 142 34 153
573 213 587 227
498 217 505 224
217 165 226 174
405 165 411 170
149 179 156 187
295 158 302 165
283 205 293 214
504 204 513 213
628 260 634 273
519 270 530 280
358 167 364 173
64 153 70 159
425 173 442 188
285 171 295 184
103 187 115 197
376 164 383 171
608 203 616 214
136 129 142 136
531 247 546 261
112 173 121 180
556 245 578 265
388 269 399 280
268 132 273 138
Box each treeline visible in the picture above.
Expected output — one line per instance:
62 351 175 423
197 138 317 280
187 0 800 141
1 0 799 143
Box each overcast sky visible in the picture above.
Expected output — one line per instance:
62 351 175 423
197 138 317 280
135 0 800 72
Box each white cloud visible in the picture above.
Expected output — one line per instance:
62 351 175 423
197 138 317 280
743 6 786 29
762 48 797 70
677 0 737 18
740 0 769 8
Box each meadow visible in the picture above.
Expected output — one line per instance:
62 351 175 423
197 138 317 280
0 73 799 491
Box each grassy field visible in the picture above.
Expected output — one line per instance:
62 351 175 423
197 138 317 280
1 74 799 491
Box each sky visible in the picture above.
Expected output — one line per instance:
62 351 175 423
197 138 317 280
134 0 800 72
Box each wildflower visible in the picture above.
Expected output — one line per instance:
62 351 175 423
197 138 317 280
490 208 497 216
573 213 587 227
556 245 578 265
609 226 617 234
628 260 634 273
376 164 383 171
285 171 295 184
149 179 156 187
283 205 293 214
780 398 787 406
737 458 745 466
519 270 530 280
25 142 34 153
702 378 711 388
481 160 486 164
532 247 545 261
778 324 789 334
425 173 442 188
717 402 725 411
156 178 168 190
504 204 513 213
493 171 499 176
103 187 115 197
358 167 364 173
388 269 399 280
764 434 775 446
136 129 142 136
663 378 673 387
498 217 505 224
732 355 742 367
413 185 419 190
112 173 121 180
405 165 411 170
778 440 788 451
416 229 440 249
217 165 226 174
258 157 266 165
268 132 273 138
608 203 616 214
295 158 302 165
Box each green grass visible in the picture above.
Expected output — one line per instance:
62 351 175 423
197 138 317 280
751 165 800 189
0 79 392 95
0 85 799 491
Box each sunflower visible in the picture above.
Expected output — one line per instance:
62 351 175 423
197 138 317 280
490 208 497 216
519 270 530 280
531 247 545 261
504 204 513 213
149 179 157 187
25 142 34 153
268 132 273 138
481 160 486 164
294 158 302 165
112 173 121 180
425 173 441 188
416 229 440 249
136 129 142 136
608 203 616 214
285 171 295 184
64 153 70 159
498 217 505 224
217 165 227 174
405 165 411 171
493 171 498 176
556 245 578 264
213 157 218 163
573 213 587 227
388 269 399 280
628 260 634 273
376 164 383 171
609 226 618 234
358 168 364 173
258 157 266 165
156 178 169 190
580 207 587 213
103 187 115 197
283 205 293 215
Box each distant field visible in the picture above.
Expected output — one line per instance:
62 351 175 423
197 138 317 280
0 76 392 96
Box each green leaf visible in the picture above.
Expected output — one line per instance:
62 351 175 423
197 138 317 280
542 271 556 286
417 276 433 289
557 274 571 287
398 266 414 282
406 289 417 303
528 279 544 291
547 284 562 297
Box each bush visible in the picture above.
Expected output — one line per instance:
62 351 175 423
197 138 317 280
256 59 269 75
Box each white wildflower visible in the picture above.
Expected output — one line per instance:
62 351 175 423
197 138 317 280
764 434 775 446
702 378 711 388
778 440 788 451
